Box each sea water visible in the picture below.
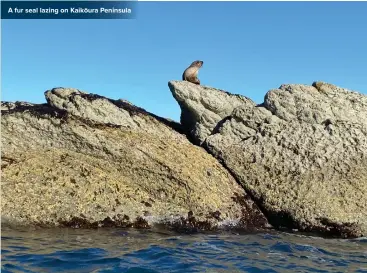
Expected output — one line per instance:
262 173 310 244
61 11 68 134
1 225 367 273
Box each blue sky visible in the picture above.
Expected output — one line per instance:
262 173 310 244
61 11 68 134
2 1 367 121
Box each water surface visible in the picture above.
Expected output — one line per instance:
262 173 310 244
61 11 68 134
2 226 367 272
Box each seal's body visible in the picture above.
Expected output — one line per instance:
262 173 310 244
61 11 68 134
182 60 203 85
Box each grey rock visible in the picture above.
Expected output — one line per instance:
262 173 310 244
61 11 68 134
265 82 367 124
168 81 255 144
171 80 367 238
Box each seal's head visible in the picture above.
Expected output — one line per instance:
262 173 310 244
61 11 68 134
190 60 204 68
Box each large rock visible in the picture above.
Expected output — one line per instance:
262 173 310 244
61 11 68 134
169 81 367 238
1 88 269 231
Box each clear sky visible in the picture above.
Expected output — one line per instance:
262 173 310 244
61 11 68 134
2 1 367 121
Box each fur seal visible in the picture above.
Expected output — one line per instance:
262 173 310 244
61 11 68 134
182 60 203 85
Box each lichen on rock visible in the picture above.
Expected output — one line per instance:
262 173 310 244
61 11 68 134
1 87 269 232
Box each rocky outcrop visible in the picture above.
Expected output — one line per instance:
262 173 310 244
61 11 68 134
1 88 269 231
3 80 366 238
169 81 367 238
168 81 255 144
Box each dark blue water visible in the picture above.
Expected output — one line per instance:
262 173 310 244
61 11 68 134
1 225 367 273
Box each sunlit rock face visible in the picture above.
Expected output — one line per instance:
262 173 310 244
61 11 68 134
1 87 268 232
170 80 367 238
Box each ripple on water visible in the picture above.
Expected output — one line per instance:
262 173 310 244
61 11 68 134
1 227 367 273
